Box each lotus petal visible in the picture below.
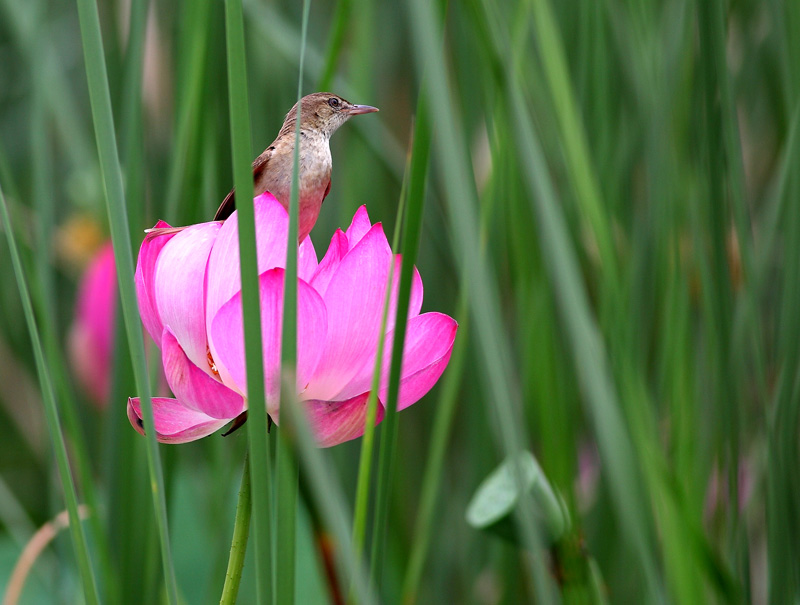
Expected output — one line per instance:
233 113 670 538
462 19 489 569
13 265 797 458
154 222 220 374
345 205 372 247
303 223 393 401
135 220 175 346
305 392 384 447
334 312 457 406
210 269 327 418
161 327 244 419
127 397 230 443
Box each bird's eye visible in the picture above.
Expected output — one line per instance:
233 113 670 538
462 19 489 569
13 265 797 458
328 97 340 108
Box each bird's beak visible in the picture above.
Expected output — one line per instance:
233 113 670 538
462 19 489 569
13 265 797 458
346 104 379 115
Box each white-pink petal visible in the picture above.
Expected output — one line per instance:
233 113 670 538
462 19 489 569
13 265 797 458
205 193 290 333
154 222 220 374
135 220 175 347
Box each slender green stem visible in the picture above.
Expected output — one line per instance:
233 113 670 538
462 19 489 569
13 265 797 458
31 76 118 602
317 0 352 91
405 0 557 599
696 0 737 538
505 46 661 601
369 98 431 587
164 0 213 222
274 433 298 603
118 0 148 234
349 269 395 562
280 392 378 604
527 0 619 289
221 452 252 605
74 0 179 600
0 184 100 604
400 293 468 605
351 133 410 569
224 0 272 603
297 474 345 604
273 0 311 602
103 1 147 597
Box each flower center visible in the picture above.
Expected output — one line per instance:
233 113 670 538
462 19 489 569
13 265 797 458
207 348 220 377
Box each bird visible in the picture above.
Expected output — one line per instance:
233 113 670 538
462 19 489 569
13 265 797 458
214 92 379 241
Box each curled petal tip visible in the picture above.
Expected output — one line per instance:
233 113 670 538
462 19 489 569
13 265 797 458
127 398 146 436
127 396 231 443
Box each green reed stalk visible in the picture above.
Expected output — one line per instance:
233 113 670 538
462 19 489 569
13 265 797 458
274 1 312 602
220 452 252 605
0 183 100 604
351 127 411 574
74 0 179 599
223 0 272 602
369 100 431 588
405 0 557 600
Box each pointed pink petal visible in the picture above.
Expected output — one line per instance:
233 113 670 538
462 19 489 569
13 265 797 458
206 193 289 345
127 397 229 443
303 223 393 401
154 222 220 373
345 206 372 247
135 220 174 346
304 393 384 447
209 269 327 418
298 236 319 283
161 327 244 419
381 313 457 410
334 312 458 406
386 255 424 332
310 230 349 298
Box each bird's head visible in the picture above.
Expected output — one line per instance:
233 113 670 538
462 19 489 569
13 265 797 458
283 92 379 138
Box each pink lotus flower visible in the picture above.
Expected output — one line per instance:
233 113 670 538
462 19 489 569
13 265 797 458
128 193 457 447
69 242 116 405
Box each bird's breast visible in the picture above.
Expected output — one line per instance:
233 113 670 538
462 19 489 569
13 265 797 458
297 134 332 199
299 134 332 177
255 132 332 241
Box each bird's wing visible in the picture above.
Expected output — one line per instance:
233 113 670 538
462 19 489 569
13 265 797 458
213 189 236 221
213 147 274 221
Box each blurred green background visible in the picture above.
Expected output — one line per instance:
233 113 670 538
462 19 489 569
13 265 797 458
1 0 798 602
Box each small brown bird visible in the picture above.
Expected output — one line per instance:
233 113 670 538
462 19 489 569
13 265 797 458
214 92 379 241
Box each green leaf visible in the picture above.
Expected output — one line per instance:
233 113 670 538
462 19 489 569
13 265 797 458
466 451 569 544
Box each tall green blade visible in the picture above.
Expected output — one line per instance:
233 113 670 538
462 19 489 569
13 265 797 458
74 0 179 599
276 1 312 602
0 183 99 604
369 100 431 587
404 0 557 601
505 60 662 602
223 0 272 602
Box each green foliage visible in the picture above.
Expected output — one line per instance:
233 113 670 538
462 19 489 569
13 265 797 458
0 0 796 602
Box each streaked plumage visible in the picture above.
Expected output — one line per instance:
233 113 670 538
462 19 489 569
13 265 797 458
214 92 378 241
